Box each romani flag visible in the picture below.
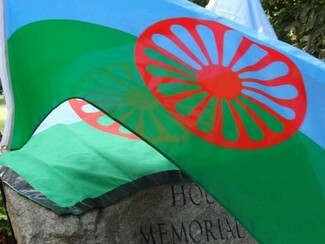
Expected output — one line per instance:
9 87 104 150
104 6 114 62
0 0 325 243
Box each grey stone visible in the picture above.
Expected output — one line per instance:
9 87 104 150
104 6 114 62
3 182 257 243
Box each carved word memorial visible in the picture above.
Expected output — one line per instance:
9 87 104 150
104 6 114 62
139 183 255 244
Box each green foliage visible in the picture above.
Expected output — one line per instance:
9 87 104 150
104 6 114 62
0 192 11 236
0 79 12 244
189 0 209 7
0 95 7 130
261 0 325 59
0 193 8 222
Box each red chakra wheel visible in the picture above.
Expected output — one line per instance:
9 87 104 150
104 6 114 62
135 18 306 149
69 99 139 140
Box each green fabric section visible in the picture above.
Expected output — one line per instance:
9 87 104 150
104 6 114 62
221 99 238 141
0 121 177 207
175 92 207 116
232 99 263 141
158 83 200 96
159 132 325 243
197 97 217 133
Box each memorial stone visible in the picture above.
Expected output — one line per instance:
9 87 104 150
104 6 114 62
3 182 256 243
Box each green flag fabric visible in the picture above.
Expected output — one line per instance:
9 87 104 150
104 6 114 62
0 100 186 214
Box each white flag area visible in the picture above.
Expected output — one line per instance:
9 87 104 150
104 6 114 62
206 0 277 38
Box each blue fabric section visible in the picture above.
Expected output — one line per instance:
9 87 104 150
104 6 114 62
300 72 325 149
5 0 212 38
242 83 298 100
153 33 202 70
171 24 209 66
239 61 289 81
231 44 268 72
196 24 219 65
222 30 242 67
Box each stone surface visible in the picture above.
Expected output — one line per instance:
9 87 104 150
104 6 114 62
3 182 257 243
